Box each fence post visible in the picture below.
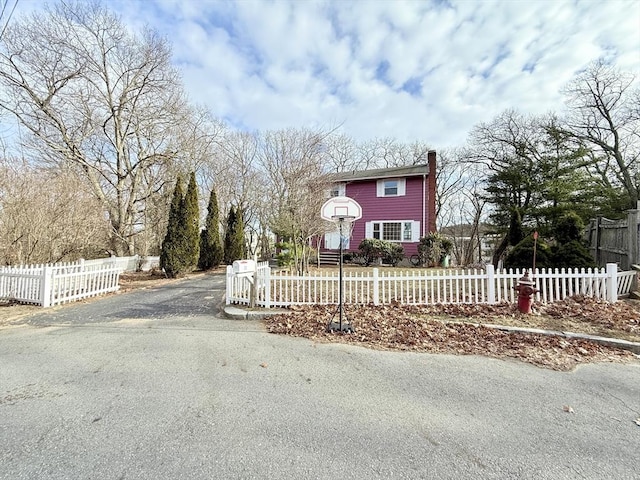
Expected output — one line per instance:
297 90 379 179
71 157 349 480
594 216 602 265
486 264 496 304
628 203 639 272
40 265 53 308
225 265 233 305
264 267 271 309
372 268 379 306
606 263 618 302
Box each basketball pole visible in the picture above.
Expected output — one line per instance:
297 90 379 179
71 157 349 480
320 198 361 333
327 215 354 333
338 218 345 330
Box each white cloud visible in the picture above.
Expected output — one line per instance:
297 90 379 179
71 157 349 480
11 0 640 150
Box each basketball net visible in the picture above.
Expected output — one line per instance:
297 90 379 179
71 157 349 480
331 215 355 245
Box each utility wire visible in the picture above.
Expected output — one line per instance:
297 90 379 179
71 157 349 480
0 0 19 41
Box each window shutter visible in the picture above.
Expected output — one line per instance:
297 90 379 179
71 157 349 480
365 221 373 238
376 180 384 197
398 179 406 196
411 221 420 242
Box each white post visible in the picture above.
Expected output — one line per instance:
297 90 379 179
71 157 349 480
606 263 618 302
373 268 380 306
249 262 257 308
486 264 496 304
225 265 233 305
264 267 272 309
40 265 52 308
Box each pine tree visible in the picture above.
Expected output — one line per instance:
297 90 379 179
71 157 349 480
160 177 186 277
223 205 245 264
198 186 223 270
183 172 200 270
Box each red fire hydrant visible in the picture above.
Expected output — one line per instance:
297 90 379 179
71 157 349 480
515 271 537 314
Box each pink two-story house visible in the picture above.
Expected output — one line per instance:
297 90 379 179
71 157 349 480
321 151 437 258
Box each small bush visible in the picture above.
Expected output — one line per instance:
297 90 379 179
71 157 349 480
417 232 452 267
358 239 404 266
383 243 405 266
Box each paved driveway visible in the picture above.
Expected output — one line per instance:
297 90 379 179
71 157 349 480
1 274 639 479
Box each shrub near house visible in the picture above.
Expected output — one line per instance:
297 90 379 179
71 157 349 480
358 239 404 266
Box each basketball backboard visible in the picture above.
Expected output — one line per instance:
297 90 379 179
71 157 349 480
320 196 362 222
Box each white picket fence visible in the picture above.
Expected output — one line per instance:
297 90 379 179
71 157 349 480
0 255 159 307
226 263 637 308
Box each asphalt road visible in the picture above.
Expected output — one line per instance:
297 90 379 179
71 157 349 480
1 273 639 479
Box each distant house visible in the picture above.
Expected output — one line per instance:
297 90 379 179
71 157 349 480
321 151 437 258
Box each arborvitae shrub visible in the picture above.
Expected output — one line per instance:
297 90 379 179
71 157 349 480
160 178 187 278
183 172 200 270
198 186 223 270
223 205 245 264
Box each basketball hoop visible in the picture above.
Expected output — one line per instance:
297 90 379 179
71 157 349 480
320 197 362 334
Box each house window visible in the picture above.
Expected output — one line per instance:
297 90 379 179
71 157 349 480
329 183 346 197
403 222 412 241
376 178 406 197
367 221 419 242
383 222 402 241
384 180 398 196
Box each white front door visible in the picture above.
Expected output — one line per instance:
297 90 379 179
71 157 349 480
324 232 349 250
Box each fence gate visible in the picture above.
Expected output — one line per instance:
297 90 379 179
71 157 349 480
586 203 640 270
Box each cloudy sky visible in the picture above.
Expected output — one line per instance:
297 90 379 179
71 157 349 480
9 0 640 149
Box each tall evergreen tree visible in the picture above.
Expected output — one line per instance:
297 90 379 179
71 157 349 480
234 206 246 259
160 177 186 277
183 172 200 270
224 205 245 264
198 186 223 270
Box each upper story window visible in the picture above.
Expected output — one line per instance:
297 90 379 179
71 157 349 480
330 183 346 197
377 178 406 197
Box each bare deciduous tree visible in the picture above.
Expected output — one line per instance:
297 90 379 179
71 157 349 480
259 128 332 273
215 130 268 258
561 59 639 208
0 2 196 255
0 158 109 264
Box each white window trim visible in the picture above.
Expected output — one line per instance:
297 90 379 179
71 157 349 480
365 220 420 242
376 178 406 197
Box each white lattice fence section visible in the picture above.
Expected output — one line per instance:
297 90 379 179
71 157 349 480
45 264 122 307
0 265 42 304
269 270 373 305
617 270 637 296
227 264 633 308
376 269 489 304
493 266 623 303
0 256 143 307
